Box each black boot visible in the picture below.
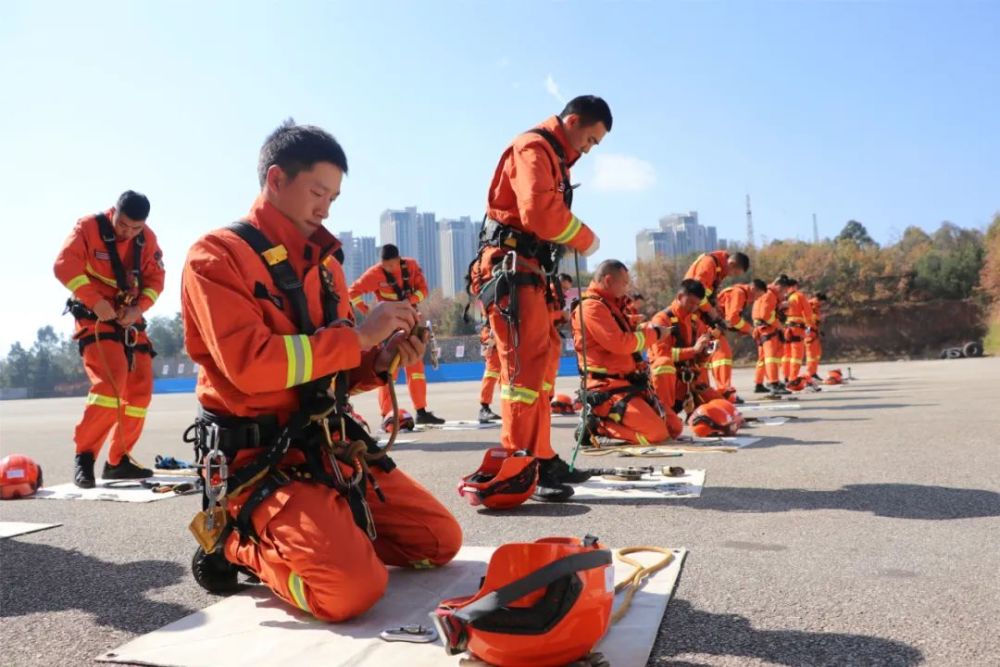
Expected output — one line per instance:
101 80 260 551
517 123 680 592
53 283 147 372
478 404 500 423
74 452 96 489
811 373 822 382
753 383 769 394
192 547 243 594
768 382 792 396
102 455 154 480
415 409 445 425
539 455 592 485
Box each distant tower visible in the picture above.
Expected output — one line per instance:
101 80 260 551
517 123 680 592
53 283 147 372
745 194 755 248
812 213 819 243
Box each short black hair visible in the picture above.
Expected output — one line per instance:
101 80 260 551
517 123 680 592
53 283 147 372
775 274 793 287
752 279 768 291
560 95 613 132
732 252 750 271
558 273 573 283
594 259 628 281
380 244 399 261
679 278 706 299
117 190 150 221
630 292 645 301
258 118 348 187
788 277 800 286
816 292 828 301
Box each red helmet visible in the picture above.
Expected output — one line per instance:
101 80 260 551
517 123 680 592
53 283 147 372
690 399 738 437
458 448 538 510
824 369 843 385
1 454 43 500
712 398 744 430
382 410 415 432
786 376 810 392
432 536 614 666
550 393 576 415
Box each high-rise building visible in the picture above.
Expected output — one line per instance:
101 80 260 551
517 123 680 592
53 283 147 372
338 231 378 285
380 206 441 291
636 229 671 262
439 216 479 297
635 210 724 261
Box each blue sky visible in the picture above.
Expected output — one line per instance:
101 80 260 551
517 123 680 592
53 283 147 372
2 0 998 353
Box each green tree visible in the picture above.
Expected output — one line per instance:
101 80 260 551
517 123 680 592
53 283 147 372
147 313 185 358
836 220 877 247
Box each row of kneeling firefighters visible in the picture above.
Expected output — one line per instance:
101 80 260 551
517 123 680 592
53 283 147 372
1 94 845 667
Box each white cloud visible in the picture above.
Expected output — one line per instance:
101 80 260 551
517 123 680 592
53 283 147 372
591 154 657 193
545 74 565 104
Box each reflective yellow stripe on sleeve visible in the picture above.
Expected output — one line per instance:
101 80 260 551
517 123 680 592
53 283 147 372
652 365 676 376
141 288 159 303
633 330 646 353
66 274 90 292
552 215 583 245
283 335 313 388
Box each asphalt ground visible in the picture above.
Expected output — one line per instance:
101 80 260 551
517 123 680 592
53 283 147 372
2 358 999 667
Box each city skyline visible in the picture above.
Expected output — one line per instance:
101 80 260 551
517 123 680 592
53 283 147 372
637 210 730 262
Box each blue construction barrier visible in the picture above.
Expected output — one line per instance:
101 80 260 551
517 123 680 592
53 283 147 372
153 356 580 394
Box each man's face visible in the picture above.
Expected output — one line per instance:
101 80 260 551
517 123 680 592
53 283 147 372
381 258 401 272
560 278 573 291
266 162 343 237
112 211 146 241
600 268 631 299
677 292 700 313
563 115 607 155
727 259 746 277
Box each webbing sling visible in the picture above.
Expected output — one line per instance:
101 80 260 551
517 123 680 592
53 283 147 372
95 213 144 296
525 128 574 209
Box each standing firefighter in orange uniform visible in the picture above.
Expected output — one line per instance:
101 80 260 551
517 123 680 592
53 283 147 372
468 96 608 500
649 280 716 436
780 278 815 384
478 319 501 423
683 250 750 324
753 275 793 395
181 121 461 619
572 261 670 446
806 292 828 380
54 191 164 488
348 245 445 427
709 281 766 403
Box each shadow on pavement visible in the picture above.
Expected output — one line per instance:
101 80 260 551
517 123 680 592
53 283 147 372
0 539 191 632
815 403 936 412
677 483 1000 520
652 599 924 666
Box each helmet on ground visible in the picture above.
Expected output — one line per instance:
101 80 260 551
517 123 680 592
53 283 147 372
382 410 415 432
1 454 43 500
690 399 738 437
432 535 614 666
786 376 810 392
824 369 843 385
458 448 538 510
550 394 576 415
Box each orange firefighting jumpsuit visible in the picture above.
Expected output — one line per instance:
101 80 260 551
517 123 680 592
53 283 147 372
471 116 596 460
479 321 501 405
781 288 814 382
753 286 784 385
684 251 732 319
53 209 164 465
648 301 707 438
709 284 753 395
807 296 823 376
181 196 461 622
573 285 667 444
348 258 429 417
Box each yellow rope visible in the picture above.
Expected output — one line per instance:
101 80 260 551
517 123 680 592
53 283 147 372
610 546 675 625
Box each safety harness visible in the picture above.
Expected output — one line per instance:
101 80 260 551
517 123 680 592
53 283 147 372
574 293 663 428
382 259 412 300
64 213 154 369
186 221 395 554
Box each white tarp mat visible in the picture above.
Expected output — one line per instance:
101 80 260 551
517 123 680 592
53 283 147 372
746 416 791 426
740 402 803 412
0 521 61 538
34 476 198 503
570 469 705 500
406 421 500 432
97 545 687 667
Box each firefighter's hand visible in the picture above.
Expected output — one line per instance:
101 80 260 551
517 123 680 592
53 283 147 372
92 299 117 322
358 302 418 349
651 325 669 341
582 235 601 257
694 333 714 353
117 305 142 326
375 328 427 373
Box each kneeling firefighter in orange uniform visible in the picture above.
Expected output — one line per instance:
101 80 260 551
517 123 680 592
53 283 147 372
53 191 165 488
348 245 446 427
572 261 670 446
648 280 717 437
467 96 609 501
181 121 461 620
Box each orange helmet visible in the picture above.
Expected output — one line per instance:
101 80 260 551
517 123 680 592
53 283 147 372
786 376 810 392
1 454 43 500
382 410 415 432
432 536 614 666
711 398 744 430
458 448 538 510
824 369 843 385
690 399 738 437
550 393 576 415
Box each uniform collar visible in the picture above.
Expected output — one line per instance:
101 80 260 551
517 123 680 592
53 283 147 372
246 195 341 267
538 116 582 167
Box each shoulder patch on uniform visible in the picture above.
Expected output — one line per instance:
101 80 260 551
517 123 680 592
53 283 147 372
94 250 110 260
